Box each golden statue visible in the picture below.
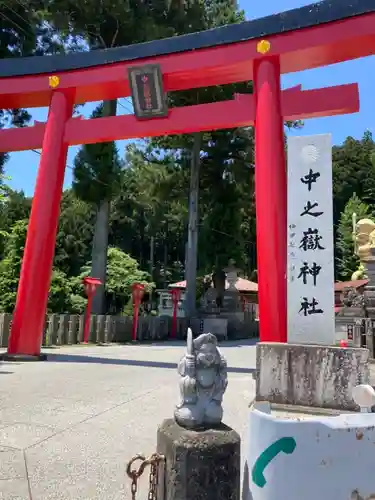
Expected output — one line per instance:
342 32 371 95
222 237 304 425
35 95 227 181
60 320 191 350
354 218 375 262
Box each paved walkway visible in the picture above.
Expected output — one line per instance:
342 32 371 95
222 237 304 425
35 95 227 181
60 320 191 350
0 341 257 500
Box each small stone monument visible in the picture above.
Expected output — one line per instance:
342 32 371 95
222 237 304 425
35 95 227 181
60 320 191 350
222 259 242 311
157 328 240 500
223 258 240 291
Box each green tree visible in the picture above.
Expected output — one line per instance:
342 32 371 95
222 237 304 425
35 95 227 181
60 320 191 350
44 0 213 313
148 1 302 281
0 186 30 256
72 104 123 313
0 188 31 242
333 131 375 225
0 218 73 312
0 2 37 169
105 247 152 314
336 194 372 280
70 247 152 314
0 219 28 311
0 1 66 168
54 190 95 276
48 269 72 313
110 145 189 287
0 188 31 224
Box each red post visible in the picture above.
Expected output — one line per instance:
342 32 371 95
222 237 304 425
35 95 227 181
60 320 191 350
254 57 287 343
170 288 181 339
131 283 145 342
82 277 102 344
7 90 74 358
84 295 93 344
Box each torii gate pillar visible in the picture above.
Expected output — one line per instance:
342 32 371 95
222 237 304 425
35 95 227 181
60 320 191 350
6 90 74 359
254 56 287 343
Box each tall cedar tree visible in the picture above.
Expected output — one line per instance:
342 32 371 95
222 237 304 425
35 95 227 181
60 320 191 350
148 0 253 280
0 1 36 170
0 1 66 170
44 0 217 312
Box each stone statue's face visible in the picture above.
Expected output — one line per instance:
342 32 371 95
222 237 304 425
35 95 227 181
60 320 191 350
357 232 370 245
196 342 220 368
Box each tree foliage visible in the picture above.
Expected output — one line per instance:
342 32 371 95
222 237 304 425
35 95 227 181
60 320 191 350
0 0 68 168
336 194 372 280
54 190 95 276
332 131 375 224
69 246 153 314
332 131 375 276
73 104 124 205
0 219 28 312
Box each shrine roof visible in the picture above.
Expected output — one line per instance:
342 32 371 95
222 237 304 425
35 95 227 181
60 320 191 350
170 278 368 294
169 278 258 293
0 0 374 78
334 279 368 292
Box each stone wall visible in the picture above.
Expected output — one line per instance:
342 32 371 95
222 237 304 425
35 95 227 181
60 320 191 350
0 313 258 347
0 314 188 347
189 314 258 339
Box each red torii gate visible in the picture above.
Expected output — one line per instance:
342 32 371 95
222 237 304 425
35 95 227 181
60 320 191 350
0 0 373 358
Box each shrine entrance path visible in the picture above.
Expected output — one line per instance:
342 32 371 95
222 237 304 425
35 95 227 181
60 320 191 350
0 340 256 500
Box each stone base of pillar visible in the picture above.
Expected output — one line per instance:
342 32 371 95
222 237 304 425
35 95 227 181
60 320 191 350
255 342 369 411
1 353 47 362
157 418 240 500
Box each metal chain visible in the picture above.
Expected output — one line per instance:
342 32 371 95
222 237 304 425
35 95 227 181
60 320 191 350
147 454 161 500
126 453 165 500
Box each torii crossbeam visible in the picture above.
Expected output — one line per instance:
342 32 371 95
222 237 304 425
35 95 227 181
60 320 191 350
0 84 359 152
0 0 374 358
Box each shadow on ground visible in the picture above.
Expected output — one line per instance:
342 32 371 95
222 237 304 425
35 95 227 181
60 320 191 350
113 338 259 348
44 353 256 374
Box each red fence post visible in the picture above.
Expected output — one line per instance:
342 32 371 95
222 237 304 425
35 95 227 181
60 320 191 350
131 283 145 342
170 288 182 339
83 277 102 344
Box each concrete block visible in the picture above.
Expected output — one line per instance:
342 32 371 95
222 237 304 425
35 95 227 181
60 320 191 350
0 313 12 347
256 342 369 410
157 418 240 500
245 404 375 500
46 314 59 346
67 314 78 344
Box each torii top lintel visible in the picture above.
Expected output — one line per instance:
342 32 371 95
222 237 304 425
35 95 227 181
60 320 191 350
0 0 374 109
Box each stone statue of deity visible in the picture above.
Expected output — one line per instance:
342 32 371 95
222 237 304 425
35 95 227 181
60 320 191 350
174 328 228 429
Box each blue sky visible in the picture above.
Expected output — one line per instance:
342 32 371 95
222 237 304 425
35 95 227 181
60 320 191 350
5 0 375 196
